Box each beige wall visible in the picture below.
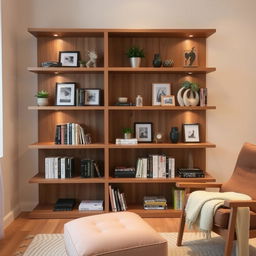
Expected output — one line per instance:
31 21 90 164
2 0 20 226
10 0 256 212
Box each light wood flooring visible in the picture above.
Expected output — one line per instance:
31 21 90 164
0 213 186 256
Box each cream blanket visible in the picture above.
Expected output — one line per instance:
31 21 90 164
185 191 251 256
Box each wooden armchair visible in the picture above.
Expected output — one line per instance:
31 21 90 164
176 142 256 256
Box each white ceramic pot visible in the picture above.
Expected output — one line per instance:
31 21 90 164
37 98 49 106
124 133 132 139
177 87 186 106
130 57 141 68
183 89 199 106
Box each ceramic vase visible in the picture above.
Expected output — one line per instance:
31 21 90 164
170 127 179 143
152 53 162 67
183 89 199 106
177 87 186 106
124 133 132 139
37 98 48 106
130 57 141 68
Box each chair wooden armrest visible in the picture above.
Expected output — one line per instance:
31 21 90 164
176 182 223 189
224 200 256 208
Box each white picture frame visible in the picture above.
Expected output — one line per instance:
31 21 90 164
56 82 76 106
161 95 175 106
183 123 200 143
152 83 171 106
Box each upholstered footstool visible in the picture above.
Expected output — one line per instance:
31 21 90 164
64 212 167 256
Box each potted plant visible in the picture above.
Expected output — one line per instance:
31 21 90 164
79 60 86 67
35 90 49 106
123 128 133 139
177 81 200 106
126 46 145 68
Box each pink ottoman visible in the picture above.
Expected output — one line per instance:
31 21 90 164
64 212 167 256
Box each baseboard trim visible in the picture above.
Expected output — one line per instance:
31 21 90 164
4 205 21 228
20 201 37 211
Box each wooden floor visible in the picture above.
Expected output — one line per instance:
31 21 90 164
0 213 185 256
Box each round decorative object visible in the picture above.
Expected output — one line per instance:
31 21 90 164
170 127 179 143
163 59 174 67
177 87 186 106
152 53 162 67
183 89 199 106
130 57 141 68
37 98 49 106
155 132 163 143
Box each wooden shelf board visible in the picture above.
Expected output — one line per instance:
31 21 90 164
108 67 216 73
109 106 216 111
108 176 216 183
28 28 105 37
127 205 181 218
29 142 105 149
108 142 216 149
29 205 105 219
28 106 105 111
29 174 105 184
28 28 216 38
27 67 105 74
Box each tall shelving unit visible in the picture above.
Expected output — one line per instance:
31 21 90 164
28 28 216 218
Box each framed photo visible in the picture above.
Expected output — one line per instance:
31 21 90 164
152 83 171 106
59 51 80 67
184 47 198 67
134 122 153 143
84 89 101 106
161 95 175 106
56 82 76 106
183 123 200 143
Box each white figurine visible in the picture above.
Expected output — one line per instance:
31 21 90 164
86 50 97 68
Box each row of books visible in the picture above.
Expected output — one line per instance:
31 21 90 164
81 159 102 178
109 185 127 212
45 157 74 179
173 189 185 210
136 155 175 178
78 200 103 211
55 123 91 145
143 196 167 210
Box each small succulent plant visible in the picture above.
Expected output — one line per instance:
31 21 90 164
123 128 133 134
126 46 145 58
182 81 199 92
35 90 49 98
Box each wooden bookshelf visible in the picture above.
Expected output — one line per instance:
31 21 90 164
27 28 216 218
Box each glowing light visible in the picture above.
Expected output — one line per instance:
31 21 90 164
188 72 193 75
188 34 194 38
53 34 59 37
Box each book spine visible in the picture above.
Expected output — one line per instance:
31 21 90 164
152 155 158 178
64 124 68 144
58 157 61 178
61 158 65 179
61 125 65 145
45 158 49 179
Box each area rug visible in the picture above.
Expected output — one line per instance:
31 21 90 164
19 232 256 256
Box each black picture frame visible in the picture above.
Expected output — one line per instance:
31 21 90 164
183 123 200 143
55 82 76 106
84 89 101 106
134 122 153 143
59 51 80 67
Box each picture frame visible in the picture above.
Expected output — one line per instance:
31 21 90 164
183 123 200 143
59 51 80 67
84 89 101 106
56 82 76 106
152 83 171 106
134 122 153 143
161 95 175 106
184 47 198 67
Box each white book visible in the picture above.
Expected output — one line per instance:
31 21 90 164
142 158 148 178
60 158 66 179
152 155 159 178
75 124 79 144
71 123 75 145
49 158 54 179
136 158 142 178
161 155 166 178
169 157 175 178
45 158 50 179
53 157 58 178
67 123 70 145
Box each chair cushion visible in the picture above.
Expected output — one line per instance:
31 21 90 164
64 212 167 256
214 207 256 229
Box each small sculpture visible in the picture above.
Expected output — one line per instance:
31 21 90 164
184 47 197 66
152 53 162 67
86 51 97 68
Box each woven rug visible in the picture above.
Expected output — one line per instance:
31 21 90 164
19 232 256 256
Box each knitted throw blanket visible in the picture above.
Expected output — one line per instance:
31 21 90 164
185 191 251 256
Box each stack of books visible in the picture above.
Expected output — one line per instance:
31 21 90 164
115 138 138 145
55 123 91 145
78 200 103 211
109 185 127 212
54 198 76 211
80 159 102 178
45 157 74 179
173 189 185 210
143 196 167 210
114 167 136 178
136 155 175 178
176 168 204 178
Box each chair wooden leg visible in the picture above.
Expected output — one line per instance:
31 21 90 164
224 207 237 256
177 207 186 246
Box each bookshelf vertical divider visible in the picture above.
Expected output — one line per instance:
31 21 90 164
28 28 216 219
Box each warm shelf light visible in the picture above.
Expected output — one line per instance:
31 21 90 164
188 34 194 38
54 72 59 75
188 72 193 75
53 33 59 37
